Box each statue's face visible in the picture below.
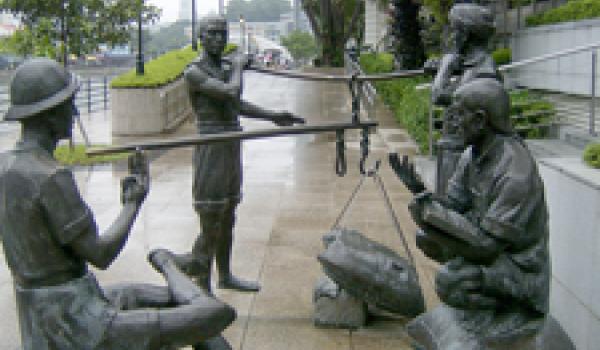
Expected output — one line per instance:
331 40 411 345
49 97 77 140
200 22 227 57
451 96 485 145
450 21 468 54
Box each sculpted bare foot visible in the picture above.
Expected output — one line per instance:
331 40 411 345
218 275 260 292
147 248 177 273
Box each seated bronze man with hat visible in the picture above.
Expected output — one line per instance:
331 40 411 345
0 58 235 349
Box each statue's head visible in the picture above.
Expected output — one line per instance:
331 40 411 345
449 3 495 52
198 15 227 57
4 58 79 139
451 78 511 144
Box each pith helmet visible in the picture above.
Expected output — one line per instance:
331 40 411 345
4 58 79 121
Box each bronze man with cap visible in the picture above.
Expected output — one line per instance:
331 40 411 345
179 15 304 292
0 58 235 349
427 2 503 195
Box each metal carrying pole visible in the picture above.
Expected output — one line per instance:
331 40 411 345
246 66 425 82
87 121 378 156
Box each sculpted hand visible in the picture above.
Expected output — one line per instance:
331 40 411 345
408 191 432 227
273 111 305 126
121 175 148 205
389 153 426 194
423 57 440 75
436 258 497 309
231 53 250 69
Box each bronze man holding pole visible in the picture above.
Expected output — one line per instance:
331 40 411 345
179 15 304 292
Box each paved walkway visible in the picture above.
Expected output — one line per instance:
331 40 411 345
0 69 442 349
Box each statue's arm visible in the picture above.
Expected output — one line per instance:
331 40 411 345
431 53 462 106
239 100 304 126
417 200 505 262
184 65 241 102
69 203 141 269
40 167 147 270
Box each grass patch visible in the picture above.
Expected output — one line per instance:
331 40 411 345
584 143 600 169
54 145 130 166
111 44 237 89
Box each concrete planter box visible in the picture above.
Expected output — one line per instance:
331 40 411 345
111 78 191 136
538 157 600 350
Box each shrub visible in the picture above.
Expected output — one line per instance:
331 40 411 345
492 48 511 65
509 90 555 139
111 44 238 88
526 0 600 27
360 52 433 153
583 143 600 168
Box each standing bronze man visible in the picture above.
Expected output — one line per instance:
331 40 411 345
181 15 304 292
0 58 235 349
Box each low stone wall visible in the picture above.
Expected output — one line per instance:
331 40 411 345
538 157 600 349
509 18 600 96
111 77 191 136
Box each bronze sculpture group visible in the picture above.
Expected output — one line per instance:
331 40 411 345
0 6 574 350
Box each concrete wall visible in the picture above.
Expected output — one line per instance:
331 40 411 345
538 157 600 349
509 18 600 96
111 77 191 136
364 0 388 52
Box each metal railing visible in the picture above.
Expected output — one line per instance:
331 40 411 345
498 41 600 136
0 75 112 117
420 41 600 149
74 75 111 115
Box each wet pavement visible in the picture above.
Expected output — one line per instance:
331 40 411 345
0 69 439 349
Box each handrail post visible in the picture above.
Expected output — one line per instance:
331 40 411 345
87 77 92 114
428 98 434 157
591 50 597 136
104 76 108 110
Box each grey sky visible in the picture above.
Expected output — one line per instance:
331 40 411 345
148 0 220 23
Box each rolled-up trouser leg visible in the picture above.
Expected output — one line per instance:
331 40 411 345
215 204 260 292
216 205 235 282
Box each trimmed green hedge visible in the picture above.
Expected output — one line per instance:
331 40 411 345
526 0 600 27
111 44 237 88
583 143 600 169
360 52 433 154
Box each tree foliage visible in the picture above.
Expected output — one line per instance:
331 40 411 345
225 0 291 22
391 0 425 69
0 0 161 57
144 21 192 57
300 0 364 66
280 30 318 62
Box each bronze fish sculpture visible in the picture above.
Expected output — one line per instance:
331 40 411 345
318 228 425 317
